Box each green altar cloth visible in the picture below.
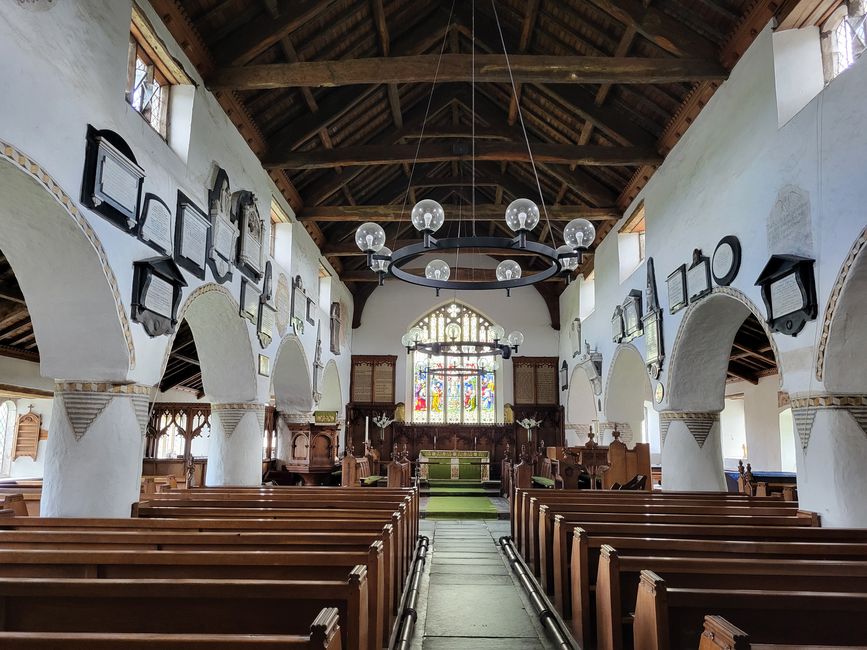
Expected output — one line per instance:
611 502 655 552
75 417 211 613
418 450 490 481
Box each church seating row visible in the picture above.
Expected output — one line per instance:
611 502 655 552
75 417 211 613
511 487 867 649
0 486 418 650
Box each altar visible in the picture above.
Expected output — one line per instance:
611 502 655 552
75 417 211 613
418 450 490 481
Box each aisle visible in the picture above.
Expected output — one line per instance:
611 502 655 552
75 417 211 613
410 520 553 649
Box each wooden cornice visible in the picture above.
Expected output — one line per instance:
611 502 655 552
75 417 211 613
209 54 728 91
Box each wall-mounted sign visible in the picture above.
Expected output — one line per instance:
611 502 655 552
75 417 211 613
258 354 270 377
666 264 687 314
258 302 276 348
207 167 238 284
291 275 313 334
138 193 174 256
712 235 741 286
622 290 643 341
261 260 274 308
655 382 665 403
314 411 338 425
174 192 209 280
82 126 145 232
236 190 264 279
755 254 817 336
612 305 624 343
275 273 291 337
240 279 260 323
643 258 665 379
569 317 582 358
686 248 711 302
131 256 187 337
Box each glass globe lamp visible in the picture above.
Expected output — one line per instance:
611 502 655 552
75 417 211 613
425 259 451 281
556 244 579 272
489 325 505 341
411 199 445 233
369 246 392 273
355 222 386 252
496 259 522 281
504 198 540 232
400 333 413 348
408 326 423 343
445 322 462 341
563 218 596 249
507 330 524 347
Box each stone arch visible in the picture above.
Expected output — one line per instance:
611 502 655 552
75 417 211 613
603 343 652 445
319 359 342 412
0 140 133 379
163 284 257 402
667 287 780 412
566 365 597 444
819 226 867 391
271 335 313 414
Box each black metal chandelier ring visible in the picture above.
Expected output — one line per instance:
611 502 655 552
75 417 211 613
410 339 516 359
369 234 572 292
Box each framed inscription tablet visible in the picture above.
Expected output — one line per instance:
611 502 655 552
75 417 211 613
236 190 264 279
240 279 260 323
755 254 817 336
207 167 238 284
138 193 174 256
611 305 624 343
643 258 665 379
686 248 711 302
350 355 397 403
667 264 687 314
174 192 209 280
131 256 187 337
82 126 145 232
257 302 276 348
622 290 643 341
712 235 741 286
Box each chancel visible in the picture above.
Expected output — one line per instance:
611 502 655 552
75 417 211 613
1 0 867 648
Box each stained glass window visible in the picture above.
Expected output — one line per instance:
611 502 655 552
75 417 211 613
410 303 498 424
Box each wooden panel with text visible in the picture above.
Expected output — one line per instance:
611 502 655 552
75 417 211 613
512 357 559 405
350 355 396 404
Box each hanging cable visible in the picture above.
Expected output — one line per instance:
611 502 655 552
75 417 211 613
491 0 557 250
391 0 457 251
471 0 477 237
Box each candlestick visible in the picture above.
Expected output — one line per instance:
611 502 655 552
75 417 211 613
474 436 477 449
365 416 369 442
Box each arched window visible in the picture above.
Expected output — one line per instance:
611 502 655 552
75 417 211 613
0 400 17 476
410 303 498 425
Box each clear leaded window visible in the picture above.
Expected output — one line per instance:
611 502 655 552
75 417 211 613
411 303 498 425
126 29 172 137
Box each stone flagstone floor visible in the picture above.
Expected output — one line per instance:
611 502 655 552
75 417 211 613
410 519 555 649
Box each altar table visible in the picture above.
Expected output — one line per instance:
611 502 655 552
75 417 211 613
418 450 490 481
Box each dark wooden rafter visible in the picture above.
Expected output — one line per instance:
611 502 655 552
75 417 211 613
209 54 728 90
0 252 38 362
726 313 778 384
159 320 203 393
506 0 540 126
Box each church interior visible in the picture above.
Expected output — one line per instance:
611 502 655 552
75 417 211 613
1 0 867 647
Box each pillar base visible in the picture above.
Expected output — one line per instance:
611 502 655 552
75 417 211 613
206 403 268 486
659 411 726 491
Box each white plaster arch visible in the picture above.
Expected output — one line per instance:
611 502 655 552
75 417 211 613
820 227 867 391
567 366 597 423
163 284 257 403
0 141 133 379
319 359 342 412
271 335 313 414
603 343 652 445
667 288 781 412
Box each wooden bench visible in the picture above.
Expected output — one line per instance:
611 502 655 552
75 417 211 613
342 455 384 487
633 570 867 650
0 546 384 650
0 575 367 649
597 548 867 650
698 615 863 650
566 531 867 648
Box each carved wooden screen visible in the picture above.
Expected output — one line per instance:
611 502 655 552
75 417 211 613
12 409 41 460
146 403 211 459
512 357 559 405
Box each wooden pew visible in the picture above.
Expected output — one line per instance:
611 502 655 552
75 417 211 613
597 547 867 650
633 570 867 650
698 614 864 650
569 532 867 648
0 574 368 650
0 546 384 650
564 523 867 646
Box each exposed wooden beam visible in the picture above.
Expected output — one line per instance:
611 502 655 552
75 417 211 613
398 126 513 140
370 0 403 129
209 54 728 90
585 0 719 59
299 204 619 222
212 0 340 66
507 0 540 126
269 142 661 169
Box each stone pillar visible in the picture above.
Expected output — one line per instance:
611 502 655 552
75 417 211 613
206 403 268 486
42 382 150 518
659 411 726 491
791 394 867 527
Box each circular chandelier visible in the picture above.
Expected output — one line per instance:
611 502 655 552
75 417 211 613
400 322 523 359
357 202 595 295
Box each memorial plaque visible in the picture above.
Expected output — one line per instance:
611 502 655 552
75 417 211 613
139 194 173 255
240 280 260 323
536 364 557 405
82 127 145 231
611 305 624 343
352 363 373 402
174 193 209 279
258 303 276 348
769 273 804 316
258 354 270 377
687 251 711 302
622 290 643 340
142 274 174 319
373 362 395 403
645 316 659 361
667 265 687 314
208 168 237 283
237 191 264 278
275 273 291 337
514 364 536 404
